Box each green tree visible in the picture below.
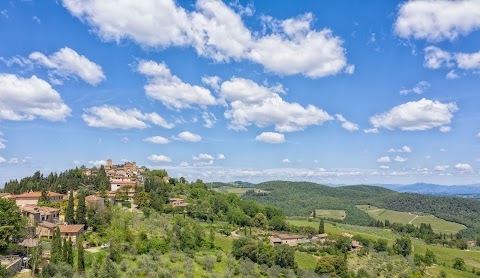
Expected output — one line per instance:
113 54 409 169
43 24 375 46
97 165 110 191
77 236 85 272
393 237 412 257
319 219 325 234
253 213 268 229
273 244 296 269
453 257 466 271
98 258 119 278
424 249 436 266
476 235 480 247
51 227 62 263
0 198 25 252
134 191 152 208
65 191 75 224
373 239 388 252
75 191 86 225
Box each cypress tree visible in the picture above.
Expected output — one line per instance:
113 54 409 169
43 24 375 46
51 227 62 263
77 236 85 272
76 191 86 225
318 219 325 234
98 258 119 278
61 237 67 263
67 238 74 266
65 191 75 224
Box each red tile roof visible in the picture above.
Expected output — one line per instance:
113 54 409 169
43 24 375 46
59 224 85 233
85 195 104 201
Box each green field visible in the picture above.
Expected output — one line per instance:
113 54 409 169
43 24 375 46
315 209 346 220
213 186 253 195
287 219 480 273
357 205 466 234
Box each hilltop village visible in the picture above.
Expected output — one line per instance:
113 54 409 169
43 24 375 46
1 163 480 277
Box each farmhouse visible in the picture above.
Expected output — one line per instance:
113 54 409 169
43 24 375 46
15 191 65 206
314 233 329 243
21 205 60 224
59 224 85 247
170 198 189 208
269 234 305 246
341 233 354 239
85 195 105 206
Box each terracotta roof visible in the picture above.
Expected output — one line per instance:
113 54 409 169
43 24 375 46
341 233 353 238
85 195 104 201
270 236 282 243
352 241 363 248
277 234 304 240
38 221 56 229
316 233 329 238
21 205 59 214
169 198 184 201
16 191 64 198
59 224 85 233
0 193 11 198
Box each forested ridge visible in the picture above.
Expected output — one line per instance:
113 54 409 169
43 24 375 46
244 181 480 238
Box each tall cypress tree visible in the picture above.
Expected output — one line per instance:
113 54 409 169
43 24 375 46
76 191 86 225
318 219 325 234
65 191 75 224
77 236 85 272
67 238 73 266
61 237 67 263
51 227 62 263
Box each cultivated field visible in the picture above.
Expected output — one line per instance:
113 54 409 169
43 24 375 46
357 205 466 234
213 186 253 196
314 209 346 220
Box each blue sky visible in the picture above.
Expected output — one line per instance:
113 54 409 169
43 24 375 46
1 0 480 185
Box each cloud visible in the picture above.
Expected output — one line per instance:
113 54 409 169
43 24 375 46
202 112 217 128
439 126 452 133
193 160 214 167
446 70 459 79
0 74 71 121
424 46 480 75
248 13 350 78
395 0 480 42
221 78 332 131
282 158 291 163
388 146 412 153
88 160 106 167
363 128 379 134
173 131 202 142
32 16 41 24
455 163 472 171
0 156 6 163
82 105 174 129
369 98 458 131
440 148 447 152
148 154 172 163
62 0 351 78
217 154 225 160
28 47 105 85
8 158 21 164
202 76 221 91
255 132 285 144
394 156 408 162
377 156 391 163
400 81 430 95
121 137 129 143
138 60 217 109
193 153 215 160
143 136 170 144
335 114 359 131
379 165 390 169
0 138 5 149
434 165 449 171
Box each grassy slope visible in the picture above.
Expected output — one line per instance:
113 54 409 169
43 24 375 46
315 209 346 220
358 205 466 234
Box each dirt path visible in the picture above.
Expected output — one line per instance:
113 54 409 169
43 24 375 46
408 213 419 224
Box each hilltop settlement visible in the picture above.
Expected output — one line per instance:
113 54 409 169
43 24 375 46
1 162 480 278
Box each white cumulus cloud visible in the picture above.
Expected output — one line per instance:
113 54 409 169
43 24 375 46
455 163 472 171
395 0 480 42
148 154 172 163
369 98 458 132
193 153 215 160
282 158 291 163
0 156 6 163
379 165 390 169
62 0 351 78
28 47 105 85
377 156 391 163
335 114 359 131
143 136 170 144
255 132 285 144
217 154 225 160
82 105 174 129
0 74 71 121
221 78 332 132
138 60 217 109
400 81 430 95
173 131 202 142
388 146 412 153
89 160 106 167
394 156 408 162
424 46 480 76
434 165 449 171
